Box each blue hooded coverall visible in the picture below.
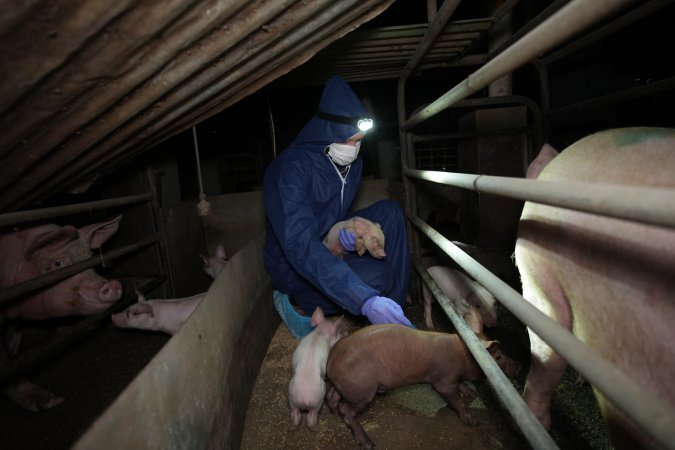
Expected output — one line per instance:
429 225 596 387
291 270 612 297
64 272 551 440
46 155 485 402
263 75 410 316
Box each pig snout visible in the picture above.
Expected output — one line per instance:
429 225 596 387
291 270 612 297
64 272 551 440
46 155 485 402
98 280 123 303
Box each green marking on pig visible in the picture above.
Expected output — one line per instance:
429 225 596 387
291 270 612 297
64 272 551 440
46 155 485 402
614 127 675 147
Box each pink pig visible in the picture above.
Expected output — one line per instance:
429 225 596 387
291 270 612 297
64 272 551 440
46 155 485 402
422 265 498 330
0 215 123 411
515 128 675 449
288 307 344 431
325 309 520 449
0 215 123 320
111 291 205 335
111 244 227 335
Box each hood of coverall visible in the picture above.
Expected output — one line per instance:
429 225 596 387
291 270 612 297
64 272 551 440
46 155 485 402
291 75 368 150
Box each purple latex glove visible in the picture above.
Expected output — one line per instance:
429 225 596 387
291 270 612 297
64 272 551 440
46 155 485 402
361 296 413 327
339 228 356 251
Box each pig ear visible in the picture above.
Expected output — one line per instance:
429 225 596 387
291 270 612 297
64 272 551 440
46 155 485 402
79 215 122 249
215 244 227 261
355 237 366 256
25 226 78 259
352 217 368 236
311 307 325 327
484 340 501 355
526 144 559 179
129 302 154 317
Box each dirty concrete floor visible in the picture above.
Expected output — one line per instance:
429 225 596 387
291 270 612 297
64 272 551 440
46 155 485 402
241 299 613 450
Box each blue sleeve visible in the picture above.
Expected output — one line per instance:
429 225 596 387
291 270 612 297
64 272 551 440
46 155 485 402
264 160 378 315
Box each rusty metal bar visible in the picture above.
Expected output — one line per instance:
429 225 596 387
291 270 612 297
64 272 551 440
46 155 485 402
0 193 153 227
401 0 636 131
414 261 558 450
0 275 167 385
0 235 160 305
411 215 675 450
404 167 675 229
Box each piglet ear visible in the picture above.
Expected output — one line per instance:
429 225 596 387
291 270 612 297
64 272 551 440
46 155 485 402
311 306 325 327
215 244 227 261
484 340 501 355
79 215 122 249
352 217 368 236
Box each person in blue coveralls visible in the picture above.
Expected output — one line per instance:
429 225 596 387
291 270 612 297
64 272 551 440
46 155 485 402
263 75 414 339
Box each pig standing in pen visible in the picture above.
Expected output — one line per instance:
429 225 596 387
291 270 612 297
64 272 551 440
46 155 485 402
515 127 675 449
288 306 344 431
325 306 520 449
111 244 227 335
0 215 124 411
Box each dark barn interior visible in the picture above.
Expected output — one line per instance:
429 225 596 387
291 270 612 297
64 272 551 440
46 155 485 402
1 1 674 449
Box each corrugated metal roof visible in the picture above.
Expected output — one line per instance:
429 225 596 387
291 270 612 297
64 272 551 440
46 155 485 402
0 0 492 212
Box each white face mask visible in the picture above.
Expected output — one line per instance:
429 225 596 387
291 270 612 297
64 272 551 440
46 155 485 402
327 141 361 166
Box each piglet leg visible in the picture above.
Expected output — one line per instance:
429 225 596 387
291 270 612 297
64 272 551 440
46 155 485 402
434 381 476 426
339 401 374 450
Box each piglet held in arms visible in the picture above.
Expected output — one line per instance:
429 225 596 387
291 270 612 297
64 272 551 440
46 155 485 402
323 216 386 259
325 310 519 449
515 127 675 449
288 307 344 431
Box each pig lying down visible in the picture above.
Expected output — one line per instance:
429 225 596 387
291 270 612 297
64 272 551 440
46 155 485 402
323 216 386 259
422 265 497 330
515 127 675 449
288 307 344 431
111 291 205 335
325 308 520 449
111 244 227 335
0 215 124 411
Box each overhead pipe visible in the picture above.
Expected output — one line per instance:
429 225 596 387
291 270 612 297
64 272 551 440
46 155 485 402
414 261 558 450
412 215 675 450
401 0 636 131
0 193 153 227
404 167 675 230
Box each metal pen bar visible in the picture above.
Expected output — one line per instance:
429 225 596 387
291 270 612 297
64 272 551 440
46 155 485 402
0 235 160 304
0 275 167 384
0 193 153 227
401 0 635 131
411 215 675 450
405 168 675 229
414 261 558 449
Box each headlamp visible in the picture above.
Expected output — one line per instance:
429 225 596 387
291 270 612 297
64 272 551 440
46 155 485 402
316 109 374 132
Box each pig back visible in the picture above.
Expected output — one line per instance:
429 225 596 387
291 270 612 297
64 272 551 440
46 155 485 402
327 324 456 391
516 128 675 418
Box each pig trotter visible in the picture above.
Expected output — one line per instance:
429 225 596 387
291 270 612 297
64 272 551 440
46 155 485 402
4 379 65 411
339 402 374 449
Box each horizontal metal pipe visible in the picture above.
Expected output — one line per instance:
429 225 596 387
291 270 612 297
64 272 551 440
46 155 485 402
411 215 675 450
401 0 634 131
0 235 160 305
0 193 153 227
404 168 675 230
414 261 558 449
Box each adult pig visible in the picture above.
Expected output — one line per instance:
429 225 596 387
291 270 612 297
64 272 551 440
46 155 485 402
422 265 498 330
515 127 675 449
0 215 123 319
325 319 520 449
288 307 344 431
0 215 123 411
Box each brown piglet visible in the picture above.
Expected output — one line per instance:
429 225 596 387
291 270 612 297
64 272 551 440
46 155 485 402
325 308 520 449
